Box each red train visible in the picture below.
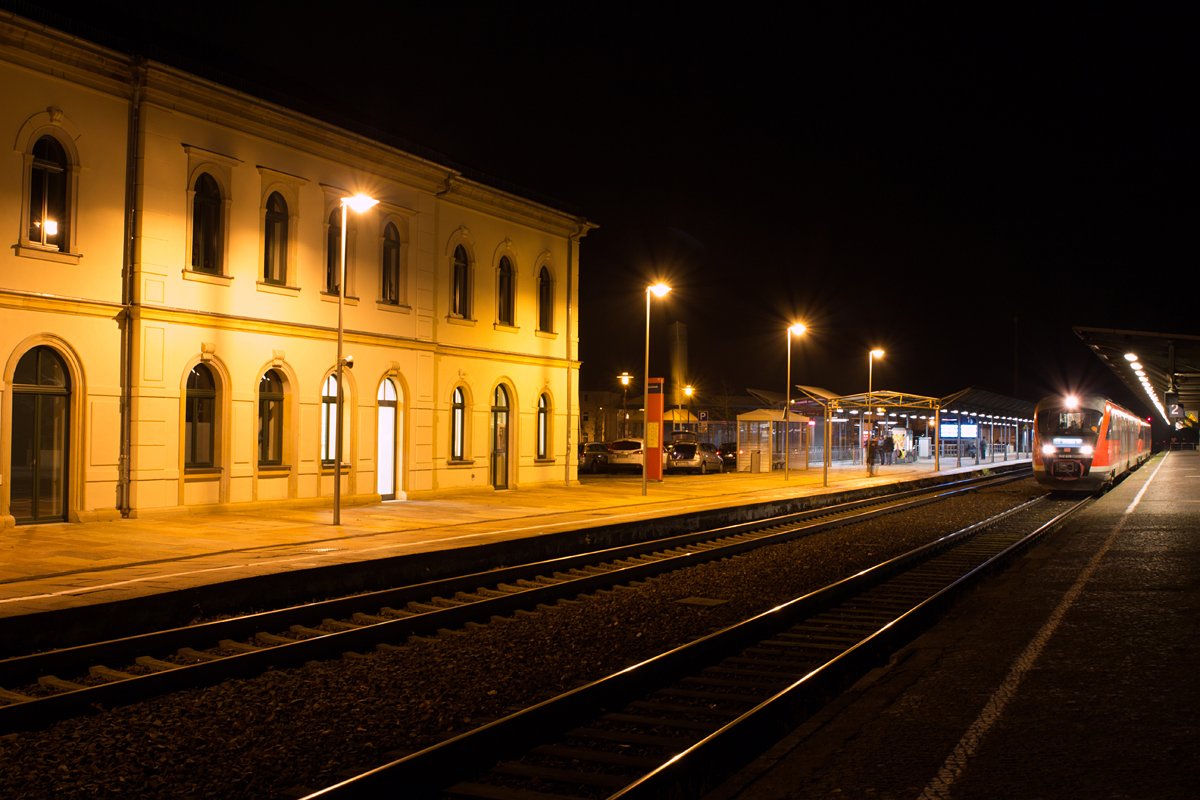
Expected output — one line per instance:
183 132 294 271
1033 394 1151 491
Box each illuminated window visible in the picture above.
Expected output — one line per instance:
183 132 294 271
451 386 466 460
258 370 284 465
320 375 342 464
184 364 216 468
263 192 289 285
537 266 553 332
452 245 471 318
497 257 514 326
381 222 401 305
27 136 68 251
537 393 550 459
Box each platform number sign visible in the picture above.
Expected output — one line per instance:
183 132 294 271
1166 392 1184 419
698 411 708 422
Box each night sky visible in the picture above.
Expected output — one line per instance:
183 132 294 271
22 2 1196 413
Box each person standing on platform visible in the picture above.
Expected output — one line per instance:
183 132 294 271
883 432 894 465
866 436 877 476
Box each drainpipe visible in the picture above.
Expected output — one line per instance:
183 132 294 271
564 226 578 486
118 58 145 517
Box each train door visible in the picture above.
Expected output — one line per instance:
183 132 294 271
491 385 509 489
10 346 71 524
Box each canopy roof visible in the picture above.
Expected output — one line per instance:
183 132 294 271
1074 326 1200 427
736 409 810 422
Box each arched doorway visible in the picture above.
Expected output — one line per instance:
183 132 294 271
377 379 399 500
491 385 509 489
10 346 71 523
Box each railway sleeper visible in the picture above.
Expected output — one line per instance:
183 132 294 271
256 631 294 646
89 665 135 683
322 618 364 631
600 712 722 733
628 700 744 718
219 639 264 653
352 612 391 624
531 744 663 768
0 687 33 703
178 647 223 662
656 686 765 704
379 606 417 618
289 625 328 638
443 780 583 800
134 656 177 672
567 726 693 749
38 675 86 692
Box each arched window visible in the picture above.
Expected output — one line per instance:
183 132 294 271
185 364 216 468
10 346 71 523
28 136 69 250
377 380 398 499
497 257 514 326
321 375 341 464
192 173 222 274
452 245 470 318
327 208 342 294
538 267 554 332
382 222 401 305
263 192 288 285
258 370 284 465
537 393 550 459
451 386 466 460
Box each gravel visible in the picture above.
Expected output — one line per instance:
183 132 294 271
0 480 1042 798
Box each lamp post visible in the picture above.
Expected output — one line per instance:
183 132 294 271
683 384 693 433
785 324 806 480
619 372 631 438
643 282 670 497
866 349 883 466
332 193 378 525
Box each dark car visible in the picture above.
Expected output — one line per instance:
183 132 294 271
716 442 738 469
578 442 610 474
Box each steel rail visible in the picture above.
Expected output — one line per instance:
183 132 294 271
0 471 1027 734
301 492 1086 800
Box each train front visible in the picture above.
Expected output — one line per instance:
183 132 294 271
1033 395 1105 490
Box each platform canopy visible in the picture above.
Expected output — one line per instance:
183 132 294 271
939 388 1035 421
1074 326 1200 428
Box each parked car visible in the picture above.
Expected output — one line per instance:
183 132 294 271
716 441 738 469
607 438 667 472
667 441 723 474
577 442 610 474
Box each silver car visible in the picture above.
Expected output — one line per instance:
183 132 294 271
607 438 667 472
667 441 723 474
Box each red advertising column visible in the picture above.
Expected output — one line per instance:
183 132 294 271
645 377 665 481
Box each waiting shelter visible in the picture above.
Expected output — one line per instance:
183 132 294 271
735 408 810 472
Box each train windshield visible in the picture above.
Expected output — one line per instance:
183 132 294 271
1037 408 1103 436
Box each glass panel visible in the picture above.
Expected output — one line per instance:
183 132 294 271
28 165 45 243
321 400 337 461
38 348 67 388
188 364 214 391
194 396 213 466
194 198 220 273
327 211 341 293
258 398 282 463
378 380 396 402
9 394 36 520
14 349 39 385
184 397 194 465
377 405 395 496
37 394 68 519
494 385 507 408
261 369 282 394
45 166 65 251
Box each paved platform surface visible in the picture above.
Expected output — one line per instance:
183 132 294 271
712 450 1199 800
0 456 1019 623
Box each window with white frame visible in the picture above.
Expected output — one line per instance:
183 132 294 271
537 393 550 459
191 173 222 274
263 192 288 285
497 256 515 326
258 370 284 465
451 245 471 318
382 222 401 304
320 375 343 464
451 386 466 460
538 266 554 332
27 136 69 251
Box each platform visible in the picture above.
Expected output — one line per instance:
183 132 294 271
713 450 1198 800
0 456 1020 630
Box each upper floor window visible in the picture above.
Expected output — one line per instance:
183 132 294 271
185 364 216 468
497 257 514 326
28 136 68 251
191 173 222 274
451 386 466 460
452 245 471 318
538 267 554 332
382 222 401 305
263 192 289 285
258 370 284 465
327 208 343 294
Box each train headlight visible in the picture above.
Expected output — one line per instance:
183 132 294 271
1080 445 1093 455
1042 444 1056 456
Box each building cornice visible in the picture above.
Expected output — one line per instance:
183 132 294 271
0 288 123 319
0 12 132 100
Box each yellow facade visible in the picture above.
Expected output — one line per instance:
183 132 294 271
1 13 591 528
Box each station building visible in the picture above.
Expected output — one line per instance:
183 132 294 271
1 12 592 528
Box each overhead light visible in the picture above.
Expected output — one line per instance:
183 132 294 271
1130 362 1143 370
1124 353 1138 361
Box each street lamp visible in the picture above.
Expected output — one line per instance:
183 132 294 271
866 349 884 466
683 384 693 432
619 372 631 438
643 282 670 497
332 193 378 525
785 323 806 481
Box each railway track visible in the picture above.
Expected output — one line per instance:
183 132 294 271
299 491 1088 800
0 471 1027 735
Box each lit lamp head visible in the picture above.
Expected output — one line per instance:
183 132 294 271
1065 395 1079 409
684 385 693 397
342 193 378 213
648 283 671 297
870 349 884 359
789 323 806 336
619 372 631 386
